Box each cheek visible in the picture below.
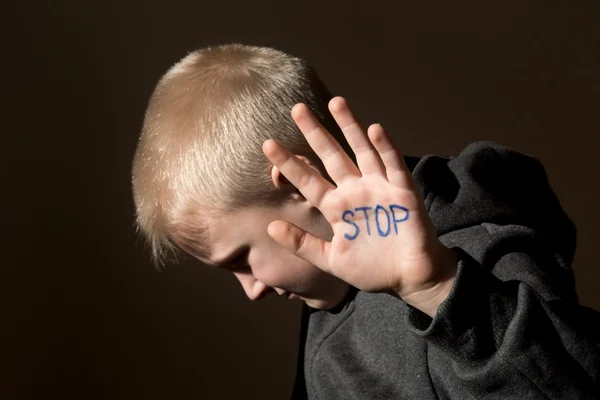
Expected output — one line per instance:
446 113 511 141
252 251 317 287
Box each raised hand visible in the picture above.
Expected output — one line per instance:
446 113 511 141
262 97 457 315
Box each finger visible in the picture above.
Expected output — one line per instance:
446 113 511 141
328 97 386 176
263 139 336 209
267 220 332 275
291 103 361 184
367 123 417 191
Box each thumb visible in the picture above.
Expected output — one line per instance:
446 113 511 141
267 220 331 274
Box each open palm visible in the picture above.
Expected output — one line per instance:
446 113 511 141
263 97 448 298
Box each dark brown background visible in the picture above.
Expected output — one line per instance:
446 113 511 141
2 1 599 399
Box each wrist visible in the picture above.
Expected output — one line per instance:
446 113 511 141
401 246 459 318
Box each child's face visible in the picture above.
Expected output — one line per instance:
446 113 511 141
192 201 350 310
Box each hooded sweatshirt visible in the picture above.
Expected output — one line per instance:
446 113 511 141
290 141 600 400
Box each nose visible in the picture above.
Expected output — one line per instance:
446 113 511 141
234 273 275 301
248 282 276 301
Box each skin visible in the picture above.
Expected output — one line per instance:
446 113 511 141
196 96 458 317
197 188 351 310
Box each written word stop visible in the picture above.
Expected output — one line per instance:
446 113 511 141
342 204 409 240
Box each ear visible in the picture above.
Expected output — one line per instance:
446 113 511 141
270 155 322 200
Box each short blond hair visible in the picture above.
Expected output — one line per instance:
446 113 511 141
132 44 354 266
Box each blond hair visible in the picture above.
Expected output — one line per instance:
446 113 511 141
131 44 354 266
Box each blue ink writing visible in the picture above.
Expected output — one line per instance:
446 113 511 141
354 206 372 235
342 204 409 240
342 210 360 240
375 205 391 237
390 204 409 234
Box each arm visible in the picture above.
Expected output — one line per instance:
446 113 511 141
407 243 600 399
405 141 600 399
264 97 598 398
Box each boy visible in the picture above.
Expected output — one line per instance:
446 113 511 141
131 44 600 399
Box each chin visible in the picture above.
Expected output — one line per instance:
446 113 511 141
304 294 346 310
303 299 328 310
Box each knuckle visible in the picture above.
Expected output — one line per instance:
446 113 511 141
298 171 313 188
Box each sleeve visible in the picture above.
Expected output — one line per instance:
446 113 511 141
405 141 600 399
407 246 600 399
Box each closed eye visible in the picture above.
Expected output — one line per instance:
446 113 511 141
229 252 249 271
